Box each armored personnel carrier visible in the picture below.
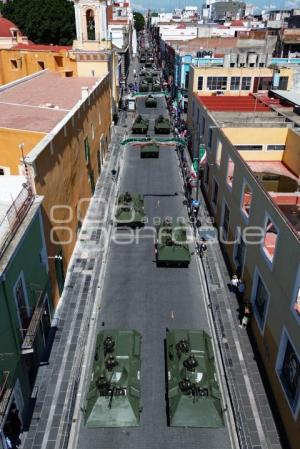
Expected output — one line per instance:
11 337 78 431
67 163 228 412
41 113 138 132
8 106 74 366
139 81 150 93
154 115 170 134
115 192 145 227
155 221 191 267
166 329 224 428
140 142 159 158
152 82 162 92
84 330 141 427
145 95 157 108
132 115 149 134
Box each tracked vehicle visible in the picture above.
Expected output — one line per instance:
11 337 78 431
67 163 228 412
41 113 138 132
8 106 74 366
115 192 145 227
155 221 191 267
139 81 150 93
132 115 149 134
145 95 157 108
166 329 224 427
140 142 159 158
84 330 141 427
155 115 170 134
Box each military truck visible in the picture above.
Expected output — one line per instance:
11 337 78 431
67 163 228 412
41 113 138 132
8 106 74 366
166 329 224 428
145 95 157 108
140 142 159 158
155 115 170 134
84 330 141 427
132 115 149 134
139 81 150 93
115 192 145 227
155 220 191 267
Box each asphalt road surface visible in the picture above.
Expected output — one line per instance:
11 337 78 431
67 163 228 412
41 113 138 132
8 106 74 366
75 92 233 449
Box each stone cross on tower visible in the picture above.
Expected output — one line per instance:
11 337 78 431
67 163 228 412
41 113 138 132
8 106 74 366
73 0 108 44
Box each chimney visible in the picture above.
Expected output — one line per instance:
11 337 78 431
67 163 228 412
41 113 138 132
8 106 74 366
81 86 90 100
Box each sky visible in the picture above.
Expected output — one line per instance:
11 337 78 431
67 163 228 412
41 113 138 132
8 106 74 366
132 0 300 13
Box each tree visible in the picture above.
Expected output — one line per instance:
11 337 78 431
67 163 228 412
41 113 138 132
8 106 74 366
133 11 145 33
0 0 76 45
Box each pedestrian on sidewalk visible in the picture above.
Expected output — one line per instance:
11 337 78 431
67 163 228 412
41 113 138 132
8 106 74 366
198 240 207 258
237 280 245 302
230 274 239 293
239 302 252 328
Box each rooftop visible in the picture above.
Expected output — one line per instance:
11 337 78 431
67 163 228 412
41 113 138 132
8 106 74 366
0 71 98 133
0 175 26 224
12 43 71 52
196 95 271 112
0 176 42 272
166 37 237 52
0 17 21 38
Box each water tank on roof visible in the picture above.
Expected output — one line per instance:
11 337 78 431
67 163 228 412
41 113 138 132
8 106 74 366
238 53 247 63
258 54 266 64
248 53 258 65
229 53 237 63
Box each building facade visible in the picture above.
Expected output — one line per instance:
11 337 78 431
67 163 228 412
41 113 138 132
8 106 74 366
0 70 112 308
0 177 51 446
188 93 300 449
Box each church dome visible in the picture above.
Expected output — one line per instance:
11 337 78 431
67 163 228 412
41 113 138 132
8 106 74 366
0 17 22 38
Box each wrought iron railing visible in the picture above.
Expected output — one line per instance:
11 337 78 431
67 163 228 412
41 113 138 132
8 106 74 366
0 186 34 259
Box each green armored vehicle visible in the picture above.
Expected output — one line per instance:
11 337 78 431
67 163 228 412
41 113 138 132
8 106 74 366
140 142 159 158
84 330 141 427
132 115 149 134
139 81 150 92
145 61 153 68
166 329 224 428
115 192 145 227
145 95 157 108
155 221 191 267
155 115 171 134
152 82 161 92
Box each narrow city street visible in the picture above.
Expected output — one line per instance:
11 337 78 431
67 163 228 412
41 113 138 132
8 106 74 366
21 48 283 449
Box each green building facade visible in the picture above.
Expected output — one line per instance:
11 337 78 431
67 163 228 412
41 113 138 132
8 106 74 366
0 196 52 448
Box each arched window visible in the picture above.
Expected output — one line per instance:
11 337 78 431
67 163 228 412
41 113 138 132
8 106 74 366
86 9 95 40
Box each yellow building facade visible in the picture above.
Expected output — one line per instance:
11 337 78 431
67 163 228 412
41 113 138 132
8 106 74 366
0 71 112 307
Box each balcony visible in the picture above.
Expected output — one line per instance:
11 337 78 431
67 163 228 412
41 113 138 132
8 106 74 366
0 371 12 425
0 184 34 259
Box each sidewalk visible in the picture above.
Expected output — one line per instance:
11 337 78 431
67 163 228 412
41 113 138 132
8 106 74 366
179 145 284 449
21 119 127 449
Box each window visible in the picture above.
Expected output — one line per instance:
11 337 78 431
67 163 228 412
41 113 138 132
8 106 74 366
279 76 289 90
201 117 205 136
241 182 252 218
207 77 227 90
0 168 4 175
292 264 300 320
276 331 300 416
235 145 263 151
54 56 64 68
91 123 95 140
263 216 278 263
230 77 240 90
212 180 218 206
204 164 210 187
13 272 30 340
197 76 203 90
258 77 272 90
185 72 189 89
208 128 213 148
84 137 90 163
241 77 251 90
251 270 270 332
37 61 45 70
235 233 246 274
226 157 235 187
99 112 101 125
216 139 222 165
222 202 230 240
267 145 285 151
10 59 20 70
197 109 200 125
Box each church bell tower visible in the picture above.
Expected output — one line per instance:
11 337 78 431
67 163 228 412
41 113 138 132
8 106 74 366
73 0 108 45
